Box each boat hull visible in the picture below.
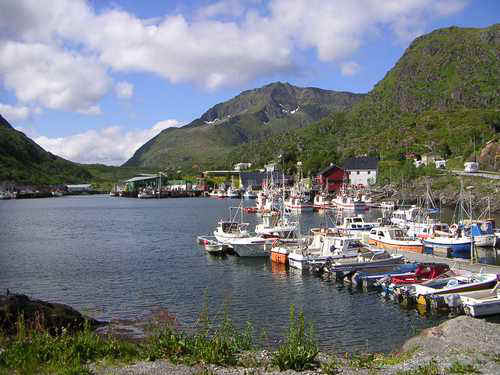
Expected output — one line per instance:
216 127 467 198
422 238 472 259
368 238 423 254
271 248 288 264
230 238 271 257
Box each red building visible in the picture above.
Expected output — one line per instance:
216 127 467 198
316 164 345 192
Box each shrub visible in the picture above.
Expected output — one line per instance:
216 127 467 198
271 305 319 371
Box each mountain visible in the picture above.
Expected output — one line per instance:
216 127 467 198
0 115 91 185
123 82 364 169
228 24 500 173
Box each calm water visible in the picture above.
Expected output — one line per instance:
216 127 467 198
0 196 496 353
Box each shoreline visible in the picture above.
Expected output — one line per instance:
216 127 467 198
2 294 500 374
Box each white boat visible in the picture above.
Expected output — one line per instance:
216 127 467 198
461 220 496 247
138 188 156 199
288 228 365 270
284 194 313 213
368 226 424 253
227 187 240 199
380 201 396 210
337 215 378 232
331 192 366 211
213 220 250 243
413 272 499 304
313 192 331 209
243 189 257 199
461 283 500 317
213 205 250 243
229 236 272 257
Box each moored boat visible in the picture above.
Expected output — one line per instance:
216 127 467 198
368 226 423 253
412 272 498 305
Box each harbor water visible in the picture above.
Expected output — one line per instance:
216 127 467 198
0 195 498 353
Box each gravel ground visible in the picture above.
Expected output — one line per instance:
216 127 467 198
90 315 500 375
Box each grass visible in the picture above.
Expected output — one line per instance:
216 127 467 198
0 317 139 374
270 305 319 371
447 361 481 374
395 359 441 375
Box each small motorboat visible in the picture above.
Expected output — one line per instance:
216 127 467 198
411 272 499 305
461 282 500 317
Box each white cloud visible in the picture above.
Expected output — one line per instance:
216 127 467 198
0 102 40 121
0 0 470 106
0 42 109 114
340 61 361 77
115 81 134 99
34 119 182 165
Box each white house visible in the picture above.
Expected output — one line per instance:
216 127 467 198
234 162 252 171
343 157 379 187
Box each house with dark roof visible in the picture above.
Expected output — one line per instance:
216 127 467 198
316 164 345 192
342 156 379 187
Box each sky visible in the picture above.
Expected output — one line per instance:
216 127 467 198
0 0 498 166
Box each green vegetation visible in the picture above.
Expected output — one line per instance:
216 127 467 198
0 116 92 185
2 25 499 187
0 316 139 375
395 359 441 375
123 24 499 180
271 305 319 371
447 361 481 374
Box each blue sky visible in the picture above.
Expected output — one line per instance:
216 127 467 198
0 0 498 165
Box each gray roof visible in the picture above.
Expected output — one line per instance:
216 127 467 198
343 157 379 170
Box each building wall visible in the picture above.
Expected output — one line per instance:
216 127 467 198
347 169 376 186
317 168 345 191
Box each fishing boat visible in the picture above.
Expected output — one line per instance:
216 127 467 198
319 251 404 278
351 262 419 288
213 206 250 243
461 220 496 247
284 193 313 213
380 201 396 210
331 191 366 211
412 272 498 305
421 226 473 259
243 188 257 199
337 215 378 232
227 187 240 199
313 192 332 209
196 235 227 255
368 226 424 253
138 188 156 199
229 236 273 257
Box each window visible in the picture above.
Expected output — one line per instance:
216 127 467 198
367 171 371 174
357 171 360 175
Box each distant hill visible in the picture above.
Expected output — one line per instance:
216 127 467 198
123 82 364 169
228 24 500 173
0 115 91 185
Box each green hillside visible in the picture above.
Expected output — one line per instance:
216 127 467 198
0 115 92 185
227 24 500 175
123 82 364 169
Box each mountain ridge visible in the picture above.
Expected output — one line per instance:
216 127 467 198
0 114 92 184
123 82 364 168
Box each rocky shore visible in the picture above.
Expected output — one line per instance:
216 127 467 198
90 316 500 375
2 294 500 374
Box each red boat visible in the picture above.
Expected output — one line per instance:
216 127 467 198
390 263 450 285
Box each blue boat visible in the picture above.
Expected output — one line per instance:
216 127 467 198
422 228 472 259
351 262 418 287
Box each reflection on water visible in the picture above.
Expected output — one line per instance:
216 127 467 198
0 196 494 353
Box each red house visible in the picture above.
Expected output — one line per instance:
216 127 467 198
316 164 345 192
